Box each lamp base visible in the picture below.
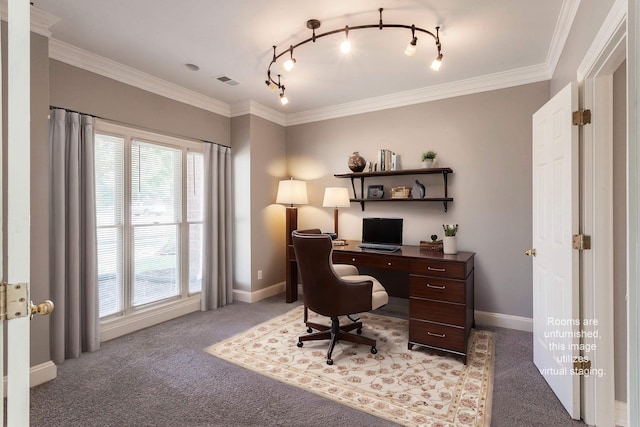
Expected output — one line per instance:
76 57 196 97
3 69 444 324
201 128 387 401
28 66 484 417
285 207 298 303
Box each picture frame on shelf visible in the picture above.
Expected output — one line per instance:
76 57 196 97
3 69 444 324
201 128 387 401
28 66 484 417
367 185 384 199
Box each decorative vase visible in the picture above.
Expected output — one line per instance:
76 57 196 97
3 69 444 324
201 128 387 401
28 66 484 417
348 152 366 172
411 179 425 199
421 159 434 168
443 236 457 254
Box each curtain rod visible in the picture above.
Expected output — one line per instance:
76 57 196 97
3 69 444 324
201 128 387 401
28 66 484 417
49 105 230 149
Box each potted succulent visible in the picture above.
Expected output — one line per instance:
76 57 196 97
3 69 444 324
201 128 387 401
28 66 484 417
442 224 458 254
421 150 437 168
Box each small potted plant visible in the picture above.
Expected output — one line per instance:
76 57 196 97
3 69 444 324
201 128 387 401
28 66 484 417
442 224 458 254
421 150 437 168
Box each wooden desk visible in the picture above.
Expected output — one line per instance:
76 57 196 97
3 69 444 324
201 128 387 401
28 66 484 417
287 240 475 362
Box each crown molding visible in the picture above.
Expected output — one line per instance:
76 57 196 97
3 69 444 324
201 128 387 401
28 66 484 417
231 101 286 126
546 0 581 75
49 38 231 117
284 63 551 126
1 2 59 37
42 0 580 128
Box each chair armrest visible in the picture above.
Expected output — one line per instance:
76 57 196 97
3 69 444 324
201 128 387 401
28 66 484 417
336 277 373 313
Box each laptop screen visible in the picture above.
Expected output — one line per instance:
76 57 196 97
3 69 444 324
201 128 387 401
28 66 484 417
362 218 403 245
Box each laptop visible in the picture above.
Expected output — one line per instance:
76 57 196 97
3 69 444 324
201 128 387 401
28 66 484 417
358 218 403 252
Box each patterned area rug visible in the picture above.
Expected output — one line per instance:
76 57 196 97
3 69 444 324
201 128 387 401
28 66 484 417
206 306 493 426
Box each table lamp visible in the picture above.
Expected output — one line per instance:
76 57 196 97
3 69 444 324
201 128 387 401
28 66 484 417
322 187 351 238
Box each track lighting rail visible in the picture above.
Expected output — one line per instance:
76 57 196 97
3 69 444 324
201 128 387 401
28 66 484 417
265 7 443 106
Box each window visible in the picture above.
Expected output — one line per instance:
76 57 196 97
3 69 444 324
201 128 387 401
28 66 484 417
95 122 204 319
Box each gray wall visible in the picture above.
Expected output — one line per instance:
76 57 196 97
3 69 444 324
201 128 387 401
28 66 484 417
286 81 550 318
49 60 230 146
249 116 286 291
613 61 627 402
30 30 52 366
551 0 616 95
231 115 251 292
232 114 286 294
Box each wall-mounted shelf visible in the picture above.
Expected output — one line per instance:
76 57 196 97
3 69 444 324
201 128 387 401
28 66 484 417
334 167 453 211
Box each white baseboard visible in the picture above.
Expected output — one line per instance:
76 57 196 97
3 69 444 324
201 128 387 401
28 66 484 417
100 295 201 342
616 400 628 427
233 281 285 303
3 360 57 395
474 310 533 332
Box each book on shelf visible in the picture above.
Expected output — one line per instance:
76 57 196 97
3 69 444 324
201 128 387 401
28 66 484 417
377 149 396 171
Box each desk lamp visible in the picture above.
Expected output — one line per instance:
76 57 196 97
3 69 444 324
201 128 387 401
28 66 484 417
322 187 351 238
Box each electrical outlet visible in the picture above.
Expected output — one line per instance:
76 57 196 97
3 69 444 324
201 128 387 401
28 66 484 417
257 270 263 280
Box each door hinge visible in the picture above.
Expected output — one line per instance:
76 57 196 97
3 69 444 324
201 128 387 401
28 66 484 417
573 357 592 372
572 109 591 126
572 234 591 250
0 282 29 321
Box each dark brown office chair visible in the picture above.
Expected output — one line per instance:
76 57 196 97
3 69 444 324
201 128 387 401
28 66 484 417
292 230 389 365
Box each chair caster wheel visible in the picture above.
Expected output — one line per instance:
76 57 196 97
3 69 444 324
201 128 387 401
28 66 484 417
297 341 303 348
307 327 313 333
371 347 377 354
326 359 333 365
356 328 362 335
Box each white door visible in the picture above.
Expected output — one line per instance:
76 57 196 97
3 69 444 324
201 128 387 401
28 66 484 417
1 1 34 425
531 82 580 419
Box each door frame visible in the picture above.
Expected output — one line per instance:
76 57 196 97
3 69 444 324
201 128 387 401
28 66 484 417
628 0 640 426
576 1 627 425
3 0 33 425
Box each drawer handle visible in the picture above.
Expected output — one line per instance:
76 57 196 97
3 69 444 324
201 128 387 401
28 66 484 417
427 266 446 272
427 331 446 338
352 258 356 262
426 284 446 290
387 262 392 266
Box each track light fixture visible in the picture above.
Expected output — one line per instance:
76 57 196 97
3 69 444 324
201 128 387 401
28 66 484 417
404 25 418 57
280 87 289 105
340 25 351 54
265 7 443 106
283 45 296 71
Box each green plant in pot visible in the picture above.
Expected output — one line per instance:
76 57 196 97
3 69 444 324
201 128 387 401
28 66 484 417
421 150 437 168
443 224 458 236
442 224 458 254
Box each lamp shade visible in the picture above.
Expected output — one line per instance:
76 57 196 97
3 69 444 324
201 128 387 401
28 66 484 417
322 187 351 208
276 179 308 206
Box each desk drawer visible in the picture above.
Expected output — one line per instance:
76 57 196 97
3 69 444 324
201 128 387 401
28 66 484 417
332 252 410 271
409 320 466 353
410 276 465 303
410 259 467 280
409 298 465 327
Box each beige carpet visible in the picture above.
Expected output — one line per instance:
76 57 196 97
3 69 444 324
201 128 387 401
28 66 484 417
207 306 493 427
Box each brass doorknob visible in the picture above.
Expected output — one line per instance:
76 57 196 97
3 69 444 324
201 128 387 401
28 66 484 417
30 300 54 319
525 249 537 257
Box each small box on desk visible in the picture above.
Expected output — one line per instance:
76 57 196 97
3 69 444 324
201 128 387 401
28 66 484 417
420 240 443 252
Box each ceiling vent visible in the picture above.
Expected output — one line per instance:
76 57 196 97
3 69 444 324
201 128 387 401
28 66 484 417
215 75 240 86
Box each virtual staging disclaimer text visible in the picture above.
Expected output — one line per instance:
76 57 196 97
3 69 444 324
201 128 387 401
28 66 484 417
539 317 605 378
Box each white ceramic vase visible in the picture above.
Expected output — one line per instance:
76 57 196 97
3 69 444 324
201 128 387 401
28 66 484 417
420 159 434 168
443 236 457 254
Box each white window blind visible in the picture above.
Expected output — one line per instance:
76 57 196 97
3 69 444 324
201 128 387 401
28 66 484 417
95 125 204 319
131 141 182 307
95 133 125 318
187 151 204 293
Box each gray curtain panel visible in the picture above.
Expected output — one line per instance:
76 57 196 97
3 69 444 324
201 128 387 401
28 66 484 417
50 109 99 364
201 143 233 310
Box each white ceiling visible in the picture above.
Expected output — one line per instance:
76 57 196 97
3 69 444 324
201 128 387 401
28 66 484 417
32 0 572 120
